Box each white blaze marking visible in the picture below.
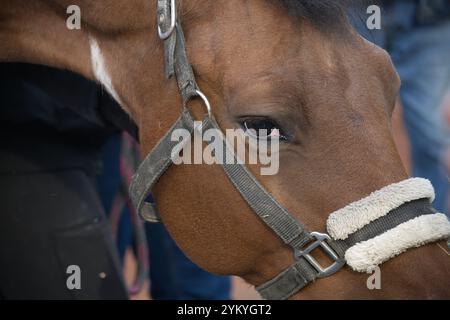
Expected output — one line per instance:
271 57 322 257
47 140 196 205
89 36 123 105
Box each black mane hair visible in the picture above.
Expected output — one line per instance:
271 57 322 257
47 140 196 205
276 0 368 32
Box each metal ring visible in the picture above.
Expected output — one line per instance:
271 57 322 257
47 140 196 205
195 89 212 118
158 0 177 40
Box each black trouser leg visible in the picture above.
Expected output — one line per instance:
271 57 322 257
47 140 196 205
0 167 128 299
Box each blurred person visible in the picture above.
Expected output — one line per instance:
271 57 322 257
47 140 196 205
440 91 450 192
0 63 129 299
351 0 450 213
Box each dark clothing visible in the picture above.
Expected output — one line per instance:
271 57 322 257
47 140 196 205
0 63 231 300
0 63 137 174
0 167 128 299
0 63 130 299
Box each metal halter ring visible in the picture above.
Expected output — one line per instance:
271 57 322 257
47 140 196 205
158 0 177 40
193 89 213 118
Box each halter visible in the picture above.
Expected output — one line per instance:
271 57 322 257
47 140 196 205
129 0 450 299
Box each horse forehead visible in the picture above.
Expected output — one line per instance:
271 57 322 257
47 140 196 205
220 38 348 92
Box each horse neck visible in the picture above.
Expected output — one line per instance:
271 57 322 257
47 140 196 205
0 1 94 82
0 0 170 126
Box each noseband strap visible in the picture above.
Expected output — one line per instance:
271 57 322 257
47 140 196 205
129 0 450 300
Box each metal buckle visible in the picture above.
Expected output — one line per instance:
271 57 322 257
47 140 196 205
294 232 345 278
158 0 177 40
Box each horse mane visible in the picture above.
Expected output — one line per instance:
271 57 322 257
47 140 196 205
181 0 370 35
277 0 368 33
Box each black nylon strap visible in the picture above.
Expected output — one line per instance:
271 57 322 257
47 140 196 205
130 111 313 250
173 25 199 102
256 259 317 300
258 199 438 299
159 9 199 101
129 110 202 222
202 116 313 249
163 31 176 78
130 111 318 299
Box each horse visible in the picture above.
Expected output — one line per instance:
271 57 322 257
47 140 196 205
1 0 449 299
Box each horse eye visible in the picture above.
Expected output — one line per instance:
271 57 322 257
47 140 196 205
241 118 289 142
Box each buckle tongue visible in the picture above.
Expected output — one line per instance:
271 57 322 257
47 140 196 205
294 232 345 278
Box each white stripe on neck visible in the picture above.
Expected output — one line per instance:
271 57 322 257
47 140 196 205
89 36 123 106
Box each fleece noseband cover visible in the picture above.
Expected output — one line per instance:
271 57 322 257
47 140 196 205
327 178 450 272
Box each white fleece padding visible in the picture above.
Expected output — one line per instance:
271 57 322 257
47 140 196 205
345 213 450 272
327 178 435 240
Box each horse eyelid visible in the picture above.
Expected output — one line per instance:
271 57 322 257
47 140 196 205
238 117 291 142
